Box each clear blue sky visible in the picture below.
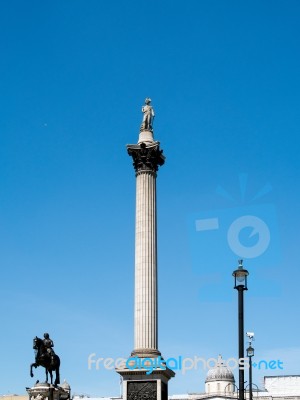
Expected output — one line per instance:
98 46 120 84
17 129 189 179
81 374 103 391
1 0 300 396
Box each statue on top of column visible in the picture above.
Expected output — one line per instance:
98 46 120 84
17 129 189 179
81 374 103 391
140 98 155 132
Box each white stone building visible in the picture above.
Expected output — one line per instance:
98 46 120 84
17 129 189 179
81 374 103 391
168 360 300 400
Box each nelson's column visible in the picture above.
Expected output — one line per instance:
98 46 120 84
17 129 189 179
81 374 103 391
116 99 175 400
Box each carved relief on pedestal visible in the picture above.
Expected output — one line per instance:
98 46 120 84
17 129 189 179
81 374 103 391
127 381 157 400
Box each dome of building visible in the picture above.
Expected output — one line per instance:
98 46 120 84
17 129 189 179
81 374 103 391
205 355 235 383
205 355 235 395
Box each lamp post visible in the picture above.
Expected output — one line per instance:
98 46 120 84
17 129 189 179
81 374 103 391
246 344 254 400
233 260 249 400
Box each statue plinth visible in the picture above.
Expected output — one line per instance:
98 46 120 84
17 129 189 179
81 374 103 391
26 381 70 400
138 129 154 145
116 362 174 400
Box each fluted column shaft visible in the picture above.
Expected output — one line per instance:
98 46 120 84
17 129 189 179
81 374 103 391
134 170 158 353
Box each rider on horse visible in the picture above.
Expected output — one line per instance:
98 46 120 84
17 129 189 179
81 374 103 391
43 333 56 364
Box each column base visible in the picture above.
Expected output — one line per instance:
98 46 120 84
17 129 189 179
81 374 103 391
131 348 161 358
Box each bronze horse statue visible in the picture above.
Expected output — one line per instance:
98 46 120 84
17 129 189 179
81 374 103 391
30 336 60 386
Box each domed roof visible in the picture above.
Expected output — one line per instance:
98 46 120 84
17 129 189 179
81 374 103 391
205 355 235 383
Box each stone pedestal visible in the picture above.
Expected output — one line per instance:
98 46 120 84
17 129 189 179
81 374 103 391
118 366 174 400
26 381 70 400
138 129 155 145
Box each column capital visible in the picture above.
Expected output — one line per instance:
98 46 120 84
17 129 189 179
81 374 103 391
127 142 165 174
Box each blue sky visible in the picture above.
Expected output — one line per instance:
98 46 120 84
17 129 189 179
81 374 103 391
1 0 300 396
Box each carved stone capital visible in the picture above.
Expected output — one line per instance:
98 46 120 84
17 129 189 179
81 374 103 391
127 142 165 174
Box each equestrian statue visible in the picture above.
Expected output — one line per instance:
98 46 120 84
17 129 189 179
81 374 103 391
30 333 60 386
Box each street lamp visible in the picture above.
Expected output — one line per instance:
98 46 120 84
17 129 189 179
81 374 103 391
246 344 255 400
233 260 249 400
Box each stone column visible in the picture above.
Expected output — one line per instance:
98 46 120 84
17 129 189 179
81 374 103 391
127 135 165 357
116 101 174 400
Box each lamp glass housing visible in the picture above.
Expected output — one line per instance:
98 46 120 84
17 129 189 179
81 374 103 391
233 267 249 289
247 345 255 357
